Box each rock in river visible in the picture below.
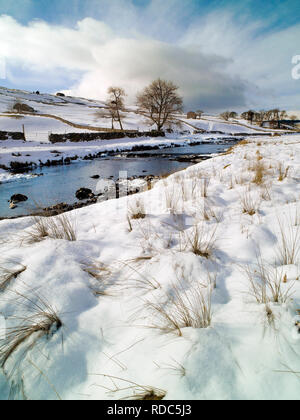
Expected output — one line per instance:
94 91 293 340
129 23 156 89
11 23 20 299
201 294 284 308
10 194 28 204
76 188 94 200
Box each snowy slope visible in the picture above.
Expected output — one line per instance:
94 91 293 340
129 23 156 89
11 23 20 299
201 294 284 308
0 135 300 400
0 86 273 144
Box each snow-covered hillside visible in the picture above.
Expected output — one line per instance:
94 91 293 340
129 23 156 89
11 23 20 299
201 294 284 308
0 86 273 144
0 135 299 400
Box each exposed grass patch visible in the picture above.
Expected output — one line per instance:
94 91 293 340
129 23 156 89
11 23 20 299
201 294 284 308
276 218 300 265
252 161 266 185
278 163 289 182
0 264 26 292
92 374 166 400
146 278 212 336
81 260 113 297
240 192 259 216
243 259 294 304
0 292 62 369
129 199 146 220
185 224 217 259
22 214 76 244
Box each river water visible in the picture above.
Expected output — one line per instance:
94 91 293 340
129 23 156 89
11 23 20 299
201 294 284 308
0 141 235 218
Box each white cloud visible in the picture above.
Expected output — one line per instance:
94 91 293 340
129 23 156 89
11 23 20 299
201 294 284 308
0 10 299 111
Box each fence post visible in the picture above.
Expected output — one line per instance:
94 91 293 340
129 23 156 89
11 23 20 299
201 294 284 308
22 124 26 141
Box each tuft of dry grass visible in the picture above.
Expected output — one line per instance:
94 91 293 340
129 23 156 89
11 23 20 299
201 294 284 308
22 214 76 244
200 178 210 198
92 374 166 400
185 224 217 259
146 278 212 336
0 264 26 292
121 261 161 291
278 163 289 182
252 161 266 185
0 291 62 369
128 199 146 220
242 258 294 304
81 260 113 296
200 204 222 223
276 218 300 266
240 191 259 216
260 184 272 201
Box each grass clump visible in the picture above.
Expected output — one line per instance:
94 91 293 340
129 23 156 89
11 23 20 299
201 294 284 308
0 264 26 292
93 374 166 400
240 191 259 216
185 225 217 259
23 214 76 244
147 277 212 336
278 163 289 182
128 199 146 220
81 260 113 297
243 259 294 304
276 218 300 265
0 292 62 369
253 161 266 185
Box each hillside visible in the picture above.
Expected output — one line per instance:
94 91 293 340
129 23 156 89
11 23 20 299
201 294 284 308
0 86 273 143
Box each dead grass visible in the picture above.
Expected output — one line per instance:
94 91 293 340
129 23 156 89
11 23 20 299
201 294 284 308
240 191 259 216
129 199 146 220
121 261 161 291
243 258 294 304
146 277 212 336
253 161 266 185
0 291 62 369
92 374 166 400
22 214 76 244
0 264 26 292
200 178 210 198
260 184 272 201
276 218 300 265
278 163 289 182
185 224 217 259
200 204 222 223
81 260 113 296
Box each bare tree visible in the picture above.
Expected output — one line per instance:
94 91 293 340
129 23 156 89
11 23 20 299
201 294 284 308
136 79 183 132
196 110 204 119
241 110 255 124
220 111 237 121
106 87 126 130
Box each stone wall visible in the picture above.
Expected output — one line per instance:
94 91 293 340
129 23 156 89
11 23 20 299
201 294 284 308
49 131 165 143
0 131 25 141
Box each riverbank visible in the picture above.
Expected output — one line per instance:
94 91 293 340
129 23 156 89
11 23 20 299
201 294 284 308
0 134 299 400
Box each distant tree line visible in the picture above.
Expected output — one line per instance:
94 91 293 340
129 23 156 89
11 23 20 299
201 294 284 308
96 79 296 132
219 109 294 127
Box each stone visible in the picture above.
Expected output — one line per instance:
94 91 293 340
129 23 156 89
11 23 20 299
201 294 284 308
10 194 28 203
75 188 94 200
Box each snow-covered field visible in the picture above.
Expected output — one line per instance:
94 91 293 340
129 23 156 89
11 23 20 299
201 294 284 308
0 86 275 145
0 134 299 400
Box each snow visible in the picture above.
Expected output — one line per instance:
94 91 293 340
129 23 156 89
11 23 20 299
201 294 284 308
0 134 300 400
0 86 275 146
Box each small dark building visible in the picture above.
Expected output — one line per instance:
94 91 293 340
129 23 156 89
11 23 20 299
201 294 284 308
187 111 197 119
13 103 35 113
56 92 65 97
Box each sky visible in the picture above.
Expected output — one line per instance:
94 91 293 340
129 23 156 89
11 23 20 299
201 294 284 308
0 0 299 112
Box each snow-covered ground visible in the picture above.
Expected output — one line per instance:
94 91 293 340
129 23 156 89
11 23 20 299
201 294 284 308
0 134 299 400
0 86 276 145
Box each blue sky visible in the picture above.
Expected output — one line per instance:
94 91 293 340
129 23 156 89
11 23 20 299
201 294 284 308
0 0 299 111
